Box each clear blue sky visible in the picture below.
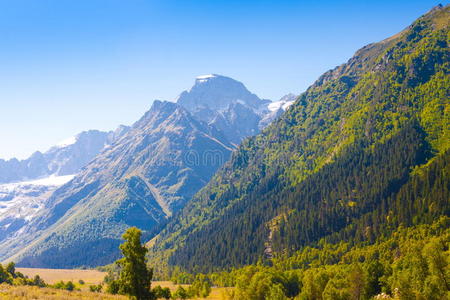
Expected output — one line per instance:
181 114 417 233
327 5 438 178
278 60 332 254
0 0 444 159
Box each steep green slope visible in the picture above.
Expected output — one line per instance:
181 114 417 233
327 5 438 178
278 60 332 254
149 5 449 273
171 124 449 272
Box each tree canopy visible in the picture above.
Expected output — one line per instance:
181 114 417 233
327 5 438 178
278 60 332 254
108 227 155 300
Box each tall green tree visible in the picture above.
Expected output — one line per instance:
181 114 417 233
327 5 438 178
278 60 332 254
109 227 155 300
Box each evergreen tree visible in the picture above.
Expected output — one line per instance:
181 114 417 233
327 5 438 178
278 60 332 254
0 264 11 284
109 227 155 300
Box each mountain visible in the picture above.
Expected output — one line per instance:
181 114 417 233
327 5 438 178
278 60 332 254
0 129 130 249
0 130 122 184
148 5 449 273
0 72 285 268
177 74 272 144
0 101 235 267
176 74 266 114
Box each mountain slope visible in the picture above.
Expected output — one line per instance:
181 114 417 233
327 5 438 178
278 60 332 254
1 73 280 268
0 175 75 242
0 129 130 249
1 101 233 268
149 5 450 273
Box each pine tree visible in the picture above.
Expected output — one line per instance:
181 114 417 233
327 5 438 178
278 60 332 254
110 227 155 300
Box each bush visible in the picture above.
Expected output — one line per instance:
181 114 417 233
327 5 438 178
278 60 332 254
152 285 171 299
187 275 211 298
32 275 46 288
89 284 103 292
53 280 75 291
0 262 47 287
172 286 188 299
0 264 13 284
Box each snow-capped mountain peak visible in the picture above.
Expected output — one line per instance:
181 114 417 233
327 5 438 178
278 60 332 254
176 74 264 112
174 74 272 144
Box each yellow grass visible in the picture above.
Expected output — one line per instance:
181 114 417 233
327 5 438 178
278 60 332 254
150 281 233 299
201 287 234 300
10 268 233 299
0 283 231 300
17 268 106 285
0 283 126 300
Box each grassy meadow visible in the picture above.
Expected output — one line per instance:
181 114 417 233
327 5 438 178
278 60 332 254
0 284 127 299
17 268 106 285
2 268 231 299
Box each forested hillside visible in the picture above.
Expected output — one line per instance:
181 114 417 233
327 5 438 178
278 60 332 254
148 4 449 275
178 216 449 299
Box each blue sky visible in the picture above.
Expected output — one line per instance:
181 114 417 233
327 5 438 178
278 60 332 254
0 0 444 159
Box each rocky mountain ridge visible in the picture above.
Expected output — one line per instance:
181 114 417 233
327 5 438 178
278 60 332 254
0 128 130 184
1 75 287 268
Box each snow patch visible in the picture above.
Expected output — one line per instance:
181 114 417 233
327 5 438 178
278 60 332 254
56 136 77 147
196 74 217 80
281 101 294 110
0 175 75 195
196 74 218 83
22 174 75 186
268 100 294 112
268 94 296 112
0 174 76 241
1 174 75 190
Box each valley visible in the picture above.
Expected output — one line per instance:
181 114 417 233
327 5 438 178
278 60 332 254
1 268 231 299
0 3 448 300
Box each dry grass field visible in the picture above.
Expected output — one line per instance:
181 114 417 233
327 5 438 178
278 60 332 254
0 283 127 300
0 283 232 300
17 268 107 285
7 269 233 299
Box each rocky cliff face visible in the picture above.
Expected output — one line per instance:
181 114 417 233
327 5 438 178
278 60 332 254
176 74 265 112
176 74 273 144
